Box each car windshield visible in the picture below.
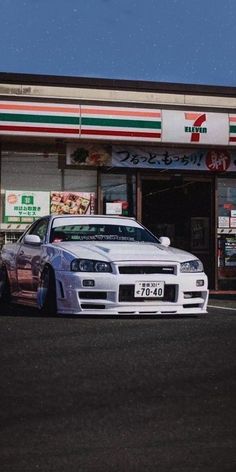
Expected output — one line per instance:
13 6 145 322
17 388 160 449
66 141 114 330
50 223 158 243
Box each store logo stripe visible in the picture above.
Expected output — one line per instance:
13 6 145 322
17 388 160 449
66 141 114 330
81 125 160 133
0 113 80 125
81 117 161 129
0 102 80 114
81 114 161 123
229 125 236 133
0 125 79 134
81 107 161 118
0 108 80 117
0 121 78 130
81 129 161 138
229 136 236 141
229 116 236 122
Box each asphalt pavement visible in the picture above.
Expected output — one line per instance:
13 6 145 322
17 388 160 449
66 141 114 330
0 302 236 472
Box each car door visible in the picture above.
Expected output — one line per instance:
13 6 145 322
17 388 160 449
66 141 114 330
16 218 49 298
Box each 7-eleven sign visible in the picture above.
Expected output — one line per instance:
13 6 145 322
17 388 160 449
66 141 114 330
162 110 228 145
184 112 207 142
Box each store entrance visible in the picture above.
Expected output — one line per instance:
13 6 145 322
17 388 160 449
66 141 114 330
142 176 214 288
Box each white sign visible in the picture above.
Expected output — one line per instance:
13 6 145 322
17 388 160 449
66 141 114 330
230 217 236 228
218 216 230 228
5 190 50 223
162 110 229 145
106 202 122 215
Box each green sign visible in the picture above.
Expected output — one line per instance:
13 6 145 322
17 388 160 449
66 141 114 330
21 195 34 205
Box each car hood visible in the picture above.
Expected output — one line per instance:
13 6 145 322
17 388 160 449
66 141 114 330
55 241 197 263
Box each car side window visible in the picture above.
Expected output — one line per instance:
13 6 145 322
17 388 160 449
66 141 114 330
29 219 49 242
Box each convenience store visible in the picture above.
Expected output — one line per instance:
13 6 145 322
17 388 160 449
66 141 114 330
0 72 236 292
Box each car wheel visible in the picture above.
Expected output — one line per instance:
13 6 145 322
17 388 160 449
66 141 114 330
38 266 57 316
0 267 11 304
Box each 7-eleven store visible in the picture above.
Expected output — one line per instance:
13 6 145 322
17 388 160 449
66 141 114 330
1 72 236 294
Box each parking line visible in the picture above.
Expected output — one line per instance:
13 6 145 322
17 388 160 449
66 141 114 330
208 304 236 311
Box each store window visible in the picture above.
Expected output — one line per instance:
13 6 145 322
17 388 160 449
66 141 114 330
1 151 61 191
0 151 98 245
64 169 97 194
0 150 62 244
217 178 236 290
101 173 136 217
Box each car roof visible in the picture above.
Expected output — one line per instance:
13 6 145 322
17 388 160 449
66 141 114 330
49 214 135 219
49 214 139 228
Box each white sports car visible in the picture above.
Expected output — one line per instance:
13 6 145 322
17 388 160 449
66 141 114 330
0 215 208 316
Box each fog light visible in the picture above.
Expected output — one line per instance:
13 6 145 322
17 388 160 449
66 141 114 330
184 292 193 298
83 280 95 287
196 280 204 287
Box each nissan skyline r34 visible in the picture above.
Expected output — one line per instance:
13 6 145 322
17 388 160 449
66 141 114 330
0 215 208 316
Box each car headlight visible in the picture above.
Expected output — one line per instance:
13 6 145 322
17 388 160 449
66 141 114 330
71 259 112 273
180 259 204 273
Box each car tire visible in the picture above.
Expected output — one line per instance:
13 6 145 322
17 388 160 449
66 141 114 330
38 266 57 316
0 267 11 304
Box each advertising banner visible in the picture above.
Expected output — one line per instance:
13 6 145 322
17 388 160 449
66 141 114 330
50 192 95 215
4 190 50 223
112 146 236 172
66 143 112 166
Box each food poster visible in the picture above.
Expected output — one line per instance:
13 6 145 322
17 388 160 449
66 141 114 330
218 235 236 269
66 143 111 166
224 237 236 267
4 190 50 223
50 192 95 215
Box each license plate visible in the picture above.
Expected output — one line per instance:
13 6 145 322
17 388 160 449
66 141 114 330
134 281 164 298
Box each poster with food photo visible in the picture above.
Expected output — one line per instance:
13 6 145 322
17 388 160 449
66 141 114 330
66 143 111 166
50 192 95 215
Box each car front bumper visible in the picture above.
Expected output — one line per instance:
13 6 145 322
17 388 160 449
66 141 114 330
53 269 209 316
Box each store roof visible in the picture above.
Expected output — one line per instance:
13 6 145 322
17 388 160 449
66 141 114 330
0 71 236 97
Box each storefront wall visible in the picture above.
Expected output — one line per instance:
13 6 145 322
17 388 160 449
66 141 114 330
1 75 236 292
1 142 236 292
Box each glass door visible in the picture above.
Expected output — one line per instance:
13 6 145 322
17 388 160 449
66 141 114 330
141 175 215 288
100 172 136 217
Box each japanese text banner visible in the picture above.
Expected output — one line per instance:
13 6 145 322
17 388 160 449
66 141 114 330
112 147 236 172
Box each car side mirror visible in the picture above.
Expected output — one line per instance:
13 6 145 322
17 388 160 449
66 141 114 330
24 234 42 245
159 236 171 247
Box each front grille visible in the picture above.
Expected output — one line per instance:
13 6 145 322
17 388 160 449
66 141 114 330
79 291 107 300
119 284 176 302
119 266 175 275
